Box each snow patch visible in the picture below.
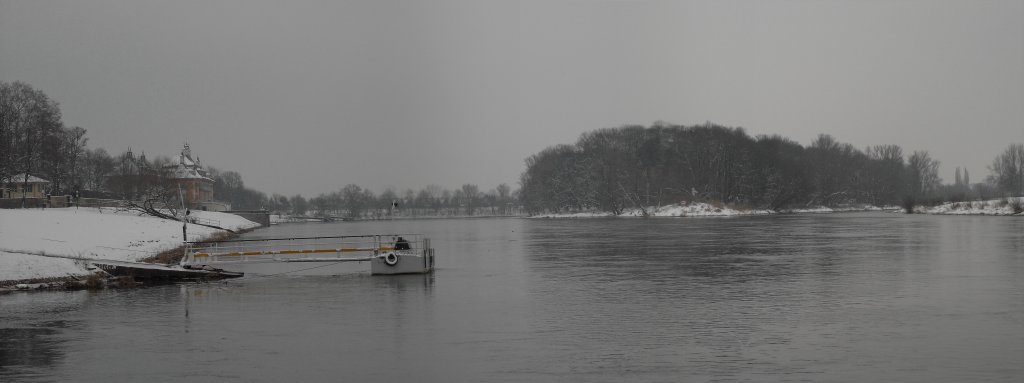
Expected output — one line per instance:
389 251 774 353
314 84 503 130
533 202 770 218
270 214 322 224
624 203 773 217
531 203 898 218
922 197 1023 216
781 205 894 214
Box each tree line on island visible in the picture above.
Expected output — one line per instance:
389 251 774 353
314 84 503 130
519 123 1024 215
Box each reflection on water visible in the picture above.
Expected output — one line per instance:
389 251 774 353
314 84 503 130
1 214 1021 382
0 327 65 382
0 293 86 383
522 214 1024 381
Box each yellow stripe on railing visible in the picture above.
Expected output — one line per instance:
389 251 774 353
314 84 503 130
192 247 387 257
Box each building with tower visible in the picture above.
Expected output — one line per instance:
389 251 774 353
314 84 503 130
164 143 229 211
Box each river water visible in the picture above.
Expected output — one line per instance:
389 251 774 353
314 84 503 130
2 213 1022 382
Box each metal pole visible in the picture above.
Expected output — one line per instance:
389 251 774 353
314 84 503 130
178 183 187 244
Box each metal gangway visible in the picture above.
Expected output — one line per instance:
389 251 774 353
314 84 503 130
181 234 435 275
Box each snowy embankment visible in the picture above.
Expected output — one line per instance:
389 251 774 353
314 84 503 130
532 199 1024 218
621 203 774 217
269 214 322 224
921 197 1024 216
532 202 771 218
0 207 260 282
531 202 896 218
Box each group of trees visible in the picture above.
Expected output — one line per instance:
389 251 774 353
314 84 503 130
1 81 269 210
520 123 1021 214
273 182 520 218
0 81 88 198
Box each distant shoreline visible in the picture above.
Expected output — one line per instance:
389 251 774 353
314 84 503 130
527 198 1023 218
527 203 891 219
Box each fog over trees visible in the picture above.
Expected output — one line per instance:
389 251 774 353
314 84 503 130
519 123 1017 215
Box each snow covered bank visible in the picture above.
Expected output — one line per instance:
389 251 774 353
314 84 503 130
270 214 322 224
622 203 773 217
0 208 260 282
922 197 1024 216
779 205 897 214
530 202 898 218
531 199 1024 219
532 202 769 218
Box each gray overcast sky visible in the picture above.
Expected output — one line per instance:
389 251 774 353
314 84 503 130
2 0 1021 197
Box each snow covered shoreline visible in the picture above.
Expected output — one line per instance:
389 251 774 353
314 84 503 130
1 207 260 283
270 214 323 224
920 197 1024 216
529 202 896 218
529 199 1023 218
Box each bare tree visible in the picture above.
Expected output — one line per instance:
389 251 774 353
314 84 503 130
436 189 449 216
907 150 942 201
341 184 365 218
378 188 399 217
865 144 905 205
988 143 1024 196
496 183 511 215
289 194 308 215
78 148 115 192
461 184 479 215
0 82 63 206
403 188 416 216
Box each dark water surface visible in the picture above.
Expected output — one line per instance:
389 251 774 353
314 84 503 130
2 213 1022 382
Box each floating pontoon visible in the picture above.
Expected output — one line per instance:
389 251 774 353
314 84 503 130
180 234 435 276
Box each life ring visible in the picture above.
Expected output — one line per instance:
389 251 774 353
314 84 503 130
384 252 399 266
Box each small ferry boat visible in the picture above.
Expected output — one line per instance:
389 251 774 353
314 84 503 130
180 234 435 276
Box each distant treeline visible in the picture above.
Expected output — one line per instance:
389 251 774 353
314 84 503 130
519 123 1024 214
286 183 520 219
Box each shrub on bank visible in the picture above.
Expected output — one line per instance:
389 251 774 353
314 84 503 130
902 196 915 214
